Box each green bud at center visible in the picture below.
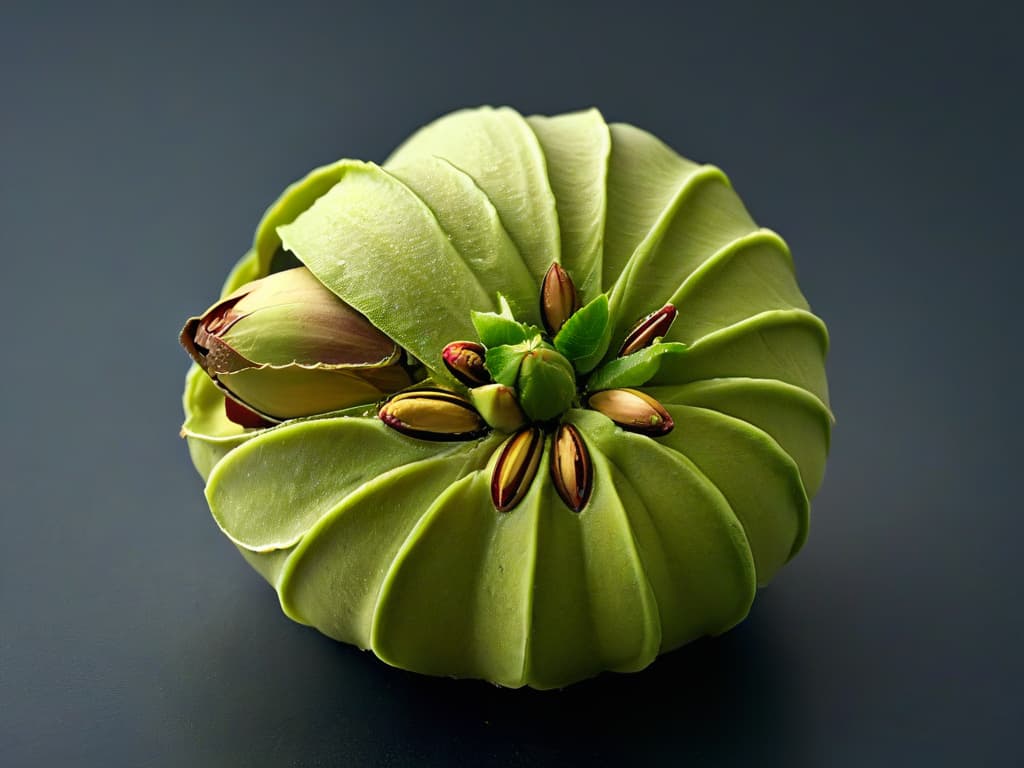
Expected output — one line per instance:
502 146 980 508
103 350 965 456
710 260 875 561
484 336 576 423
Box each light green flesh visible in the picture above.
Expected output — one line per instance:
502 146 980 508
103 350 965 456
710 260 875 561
567 411 756 649
253 160 352 274
238 545 296 589
181 365 255 481
385 106 561 285
663 230 809 343
278 161 500 386
653 309 831 407
180 106 831 689
655 404 809 584
385 157 541 326
525 110 610 303
602 123 702 290
206 417 486 552
646 378 832 497
278 439 500 640
607 166 757 349
371 470 537 685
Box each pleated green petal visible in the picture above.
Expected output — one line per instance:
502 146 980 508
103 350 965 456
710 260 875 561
206 416 481 552
602 123 702 289
657 404 809 584
180 364 256 481
568 410 756 652
370 469 538 686
664 230 810 343
277 434 501 644
652 309 831 407
607 166 758 348
238 545 296 590
385 156 540 325
277 161 499 384
647 378 832 497
521 437 662 688
253 160 351 274
526 109 610 303
385 106 560 284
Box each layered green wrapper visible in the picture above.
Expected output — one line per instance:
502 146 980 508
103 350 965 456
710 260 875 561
181 106 832 689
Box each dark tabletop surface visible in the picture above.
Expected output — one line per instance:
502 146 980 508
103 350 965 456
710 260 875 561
3 1 1021 765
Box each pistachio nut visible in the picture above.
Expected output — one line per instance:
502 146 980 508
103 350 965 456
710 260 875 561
618 304 678 357
181 266 413 424
587 388 674 436
441 340 491 387
378 389 489 441
550 424 592 512
490 426 544 512
540 262 578 335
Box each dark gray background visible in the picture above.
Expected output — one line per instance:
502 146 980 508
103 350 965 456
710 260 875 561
2 0 1021 765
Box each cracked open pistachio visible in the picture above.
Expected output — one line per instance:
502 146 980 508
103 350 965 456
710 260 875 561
540 262 578 335
378 390 488 441
491 427 544 512
550 423 592 512
181 266 413 424
587 388 675 436
181 106 831 690
618 304 678 357
441 341 491 387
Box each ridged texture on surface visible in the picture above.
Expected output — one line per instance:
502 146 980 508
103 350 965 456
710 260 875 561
182 107 831 688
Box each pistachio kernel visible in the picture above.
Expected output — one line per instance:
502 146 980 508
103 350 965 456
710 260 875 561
379 389 489 441
550 423 592 512
490 426 544 512
442 340 491 387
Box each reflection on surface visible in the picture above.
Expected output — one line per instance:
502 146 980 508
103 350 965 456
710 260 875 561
170 574 797 767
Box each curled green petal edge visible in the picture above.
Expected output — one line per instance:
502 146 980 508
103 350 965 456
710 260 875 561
180 106 831 688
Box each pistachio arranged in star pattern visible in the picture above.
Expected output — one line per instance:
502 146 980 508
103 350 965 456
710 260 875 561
378 263 681 513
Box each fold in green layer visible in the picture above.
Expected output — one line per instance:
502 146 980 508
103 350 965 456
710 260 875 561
654 309 831 407
526 110 610 304
278 161 502 386
385 106 561 286
205 417 487 552
654 404 809 584
384 156 541 326
646 378 832 497
278 443 500 639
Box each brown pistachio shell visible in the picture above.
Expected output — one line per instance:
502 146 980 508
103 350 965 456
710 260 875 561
378 389 488 441
491 426 544 512
441 341 492 387
618 304 678 357
540 262 579 335
550 424 592 512
587 388 674 436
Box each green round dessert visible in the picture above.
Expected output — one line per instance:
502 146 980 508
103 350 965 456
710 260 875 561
180 106 831 689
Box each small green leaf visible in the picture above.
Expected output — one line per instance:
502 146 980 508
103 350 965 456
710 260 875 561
553 294 611 373
485 342 531 387
587 342 688 391
471 310 541 348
